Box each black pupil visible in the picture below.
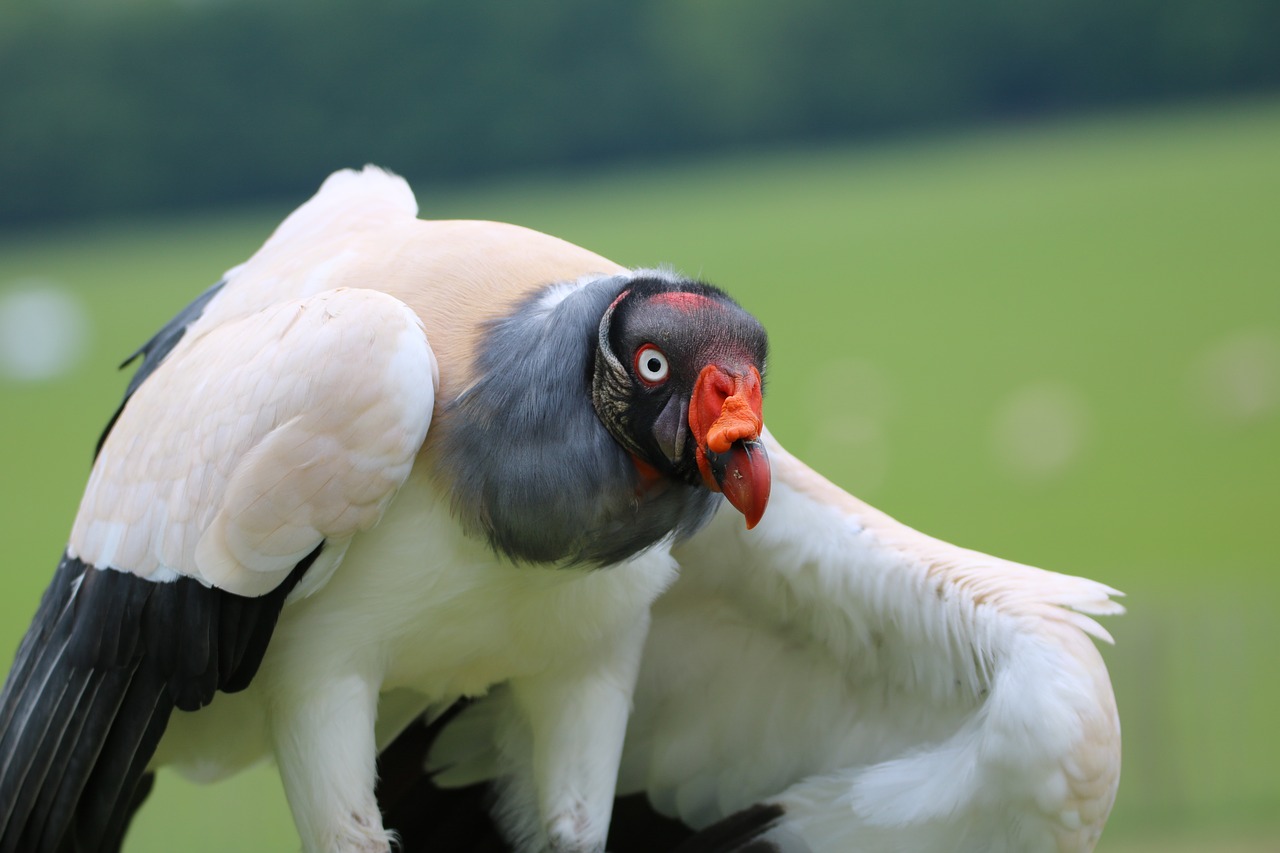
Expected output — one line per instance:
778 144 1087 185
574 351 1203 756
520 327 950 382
646 357 662 374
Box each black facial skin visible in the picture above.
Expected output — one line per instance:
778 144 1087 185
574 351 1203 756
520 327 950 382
591 276 769 488
436 274 767 568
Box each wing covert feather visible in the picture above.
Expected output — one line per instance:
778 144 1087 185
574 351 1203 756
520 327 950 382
71 287 437 597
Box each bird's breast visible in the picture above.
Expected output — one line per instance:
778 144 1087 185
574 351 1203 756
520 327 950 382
263 464 679 701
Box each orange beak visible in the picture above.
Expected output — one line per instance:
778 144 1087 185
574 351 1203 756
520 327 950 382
689 364 771 528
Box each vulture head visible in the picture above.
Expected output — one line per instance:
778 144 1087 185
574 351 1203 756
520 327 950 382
591 275 770 529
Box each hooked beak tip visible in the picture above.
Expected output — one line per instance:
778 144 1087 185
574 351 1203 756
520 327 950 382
705 438 771 528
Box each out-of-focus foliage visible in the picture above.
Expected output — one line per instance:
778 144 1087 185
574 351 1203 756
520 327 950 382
2 0 1278 225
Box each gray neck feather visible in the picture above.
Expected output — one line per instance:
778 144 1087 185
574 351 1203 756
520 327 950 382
434 276 717 567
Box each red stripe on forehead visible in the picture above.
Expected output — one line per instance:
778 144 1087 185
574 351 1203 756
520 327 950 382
648 291 716 312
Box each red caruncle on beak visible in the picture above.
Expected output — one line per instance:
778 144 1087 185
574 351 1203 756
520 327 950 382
689 364 771 529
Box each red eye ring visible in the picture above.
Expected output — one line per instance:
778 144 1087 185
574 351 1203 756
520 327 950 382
634 344 670 386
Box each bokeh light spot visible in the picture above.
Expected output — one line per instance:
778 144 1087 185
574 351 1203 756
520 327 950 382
0 281 90 383
990 381 1091 482
1189 330 1280 427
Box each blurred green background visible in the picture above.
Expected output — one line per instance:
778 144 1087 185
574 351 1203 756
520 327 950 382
2 1 1278 851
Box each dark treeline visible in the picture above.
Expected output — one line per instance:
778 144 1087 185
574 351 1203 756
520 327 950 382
2 0 1278 225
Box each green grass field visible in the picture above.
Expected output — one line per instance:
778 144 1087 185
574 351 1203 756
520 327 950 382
2 97 1278 851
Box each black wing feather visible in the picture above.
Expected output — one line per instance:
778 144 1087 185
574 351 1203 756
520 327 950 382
374 707 511 853
374 710 796 853
0 552 316 853
667 805 793 853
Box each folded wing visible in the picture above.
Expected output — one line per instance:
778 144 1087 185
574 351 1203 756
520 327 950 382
0 285 436 853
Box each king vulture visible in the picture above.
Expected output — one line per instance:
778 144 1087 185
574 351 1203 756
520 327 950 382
0 166 1122 853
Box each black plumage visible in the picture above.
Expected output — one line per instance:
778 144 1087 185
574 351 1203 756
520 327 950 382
0 548 317 852
373 712 798 853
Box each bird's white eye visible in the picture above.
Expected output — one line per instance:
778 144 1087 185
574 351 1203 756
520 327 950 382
634 345 669 386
